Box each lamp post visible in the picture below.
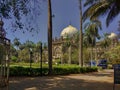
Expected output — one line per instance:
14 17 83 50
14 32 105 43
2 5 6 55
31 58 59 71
29 48 33 75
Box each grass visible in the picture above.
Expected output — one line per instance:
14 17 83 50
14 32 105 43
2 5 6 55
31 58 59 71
10 62 48 68
10 62 81 68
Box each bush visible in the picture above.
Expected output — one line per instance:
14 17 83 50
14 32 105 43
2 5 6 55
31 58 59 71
11 56 18 62
53 65 80 75
10 66 49 76
9 66 98 76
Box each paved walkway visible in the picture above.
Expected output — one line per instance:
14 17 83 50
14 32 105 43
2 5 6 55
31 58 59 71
1 69 120 90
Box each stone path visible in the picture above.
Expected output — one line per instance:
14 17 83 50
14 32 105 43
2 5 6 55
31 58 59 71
1 69 120 90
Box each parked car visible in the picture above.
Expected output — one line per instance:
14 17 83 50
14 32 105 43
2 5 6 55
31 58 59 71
97 59 108 69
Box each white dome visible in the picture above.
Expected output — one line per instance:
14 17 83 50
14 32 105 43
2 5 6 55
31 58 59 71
108 33 117 39
60 25 78 39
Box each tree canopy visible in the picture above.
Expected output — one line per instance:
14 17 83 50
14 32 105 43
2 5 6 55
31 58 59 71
0 0 44 32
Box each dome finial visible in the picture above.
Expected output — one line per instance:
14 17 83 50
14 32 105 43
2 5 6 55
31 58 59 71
69 21 71 25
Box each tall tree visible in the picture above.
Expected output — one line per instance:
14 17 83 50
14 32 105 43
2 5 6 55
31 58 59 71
83 0 120 26
79 0 83 67
117 21 120 39
63 37 72 64
84 20 101 63
84 20 101 46
48 0 53 75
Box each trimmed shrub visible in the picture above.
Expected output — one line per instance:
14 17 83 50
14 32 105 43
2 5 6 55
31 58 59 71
9 66 98 76
10 66 49 76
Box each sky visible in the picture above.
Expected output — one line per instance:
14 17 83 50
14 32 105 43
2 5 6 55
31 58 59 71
3 0 120 44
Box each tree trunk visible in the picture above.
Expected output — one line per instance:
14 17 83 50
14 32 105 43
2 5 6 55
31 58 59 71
90 46 93 67
48 0 52 75
68 45 72 64
79 0 83 67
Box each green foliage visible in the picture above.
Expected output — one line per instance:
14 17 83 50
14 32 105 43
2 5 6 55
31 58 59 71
71 49 79 64
13 38 21 50
104 45 120 64
18 48 30 62
11 40 45 63
62 53 69 63
83 48 91 63
10 66 48 76
24 40 35 49
53 65 80 75
10 45 18 57
84 20 101 47
99 33 111 48
9 64 98 76
35 41 42 52
11 56 18 62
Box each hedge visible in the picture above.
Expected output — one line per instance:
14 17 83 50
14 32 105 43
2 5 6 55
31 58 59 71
9 66 98 76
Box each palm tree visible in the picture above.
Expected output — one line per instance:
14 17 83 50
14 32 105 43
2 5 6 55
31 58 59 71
48 0 53 75
84 20 102 65
84 20 102 44
63 36 72 64
83 0 120 26
79 0 83 67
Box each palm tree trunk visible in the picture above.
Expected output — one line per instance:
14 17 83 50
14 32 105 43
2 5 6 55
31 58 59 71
48 0 52 75
90 46 93 67
95 45 97 61
68 45 72 64
79 0 83 67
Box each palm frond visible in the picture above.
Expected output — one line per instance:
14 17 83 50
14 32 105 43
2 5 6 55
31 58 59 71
83 2 105 21
84 0 100 7
106 3 120 26
92 19 102 30
84 22 90 29
83 3 98 21
90 1 110 20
